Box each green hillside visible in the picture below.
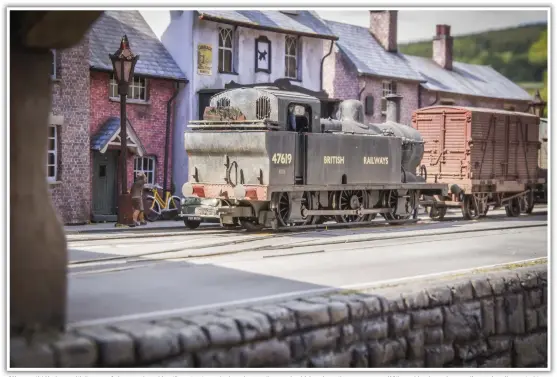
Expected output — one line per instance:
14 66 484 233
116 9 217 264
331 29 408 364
399 23 547 84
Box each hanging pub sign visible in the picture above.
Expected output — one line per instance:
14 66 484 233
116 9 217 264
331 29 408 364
255 36 271 73
197 43 212 75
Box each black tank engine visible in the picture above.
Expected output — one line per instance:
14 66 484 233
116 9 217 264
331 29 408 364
180 87 447 230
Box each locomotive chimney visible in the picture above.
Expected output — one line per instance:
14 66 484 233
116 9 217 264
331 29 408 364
433 24 453 70
385 94 402 123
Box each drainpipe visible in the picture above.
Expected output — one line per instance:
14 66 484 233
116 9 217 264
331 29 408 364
163 81 182 194
428 91 440 106
320 40 335 92
359 81 367 101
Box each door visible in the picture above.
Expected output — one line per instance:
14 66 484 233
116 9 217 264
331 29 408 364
92 150 117 219
198 90 223 120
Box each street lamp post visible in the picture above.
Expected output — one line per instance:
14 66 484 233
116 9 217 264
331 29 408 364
529 90 547 118
109 35 139 225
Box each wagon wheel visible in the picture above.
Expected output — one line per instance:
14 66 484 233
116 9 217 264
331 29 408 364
461 194 481 220
429 204 447 221
383 190 416 224
505 197 521 217
335 190 366 223
519 190 535 214
477 194 490 218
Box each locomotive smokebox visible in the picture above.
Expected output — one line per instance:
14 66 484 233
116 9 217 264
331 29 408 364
386 94 403 123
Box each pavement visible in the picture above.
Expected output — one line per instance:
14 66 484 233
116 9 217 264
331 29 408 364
66 207 548 327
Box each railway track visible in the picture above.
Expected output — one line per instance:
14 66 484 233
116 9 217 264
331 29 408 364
67 207 548 243
68 212 547 272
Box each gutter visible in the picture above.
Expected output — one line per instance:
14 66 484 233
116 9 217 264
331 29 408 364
163 81 182 194
197 13 339 41
320 40 335 92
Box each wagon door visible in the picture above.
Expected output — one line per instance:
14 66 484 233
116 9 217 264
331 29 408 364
413 108 468 184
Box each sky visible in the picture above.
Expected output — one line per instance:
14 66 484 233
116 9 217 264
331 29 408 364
140 9 548 43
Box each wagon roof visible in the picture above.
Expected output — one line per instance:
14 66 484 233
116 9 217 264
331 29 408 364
415 105 539 119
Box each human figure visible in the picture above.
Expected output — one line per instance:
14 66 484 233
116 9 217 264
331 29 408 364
130 172 147 227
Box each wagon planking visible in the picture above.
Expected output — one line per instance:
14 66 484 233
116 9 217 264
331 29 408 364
412 105 544 220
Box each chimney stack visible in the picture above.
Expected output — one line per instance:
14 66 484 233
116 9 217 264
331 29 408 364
386 94 402 123
369 10 398 52
433 24 453 70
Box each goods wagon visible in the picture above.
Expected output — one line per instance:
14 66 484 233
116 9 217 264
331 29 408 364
534 118 548 203
179 87 447 230
413 106 543 220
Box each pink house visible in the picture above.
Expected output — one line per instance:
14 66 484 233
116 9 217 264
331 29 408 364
322 11 533 126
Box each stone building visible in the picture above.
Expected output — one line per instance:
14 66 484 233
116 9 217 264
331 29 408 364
159 10 337 195
48 11 186 224
323 11 533 126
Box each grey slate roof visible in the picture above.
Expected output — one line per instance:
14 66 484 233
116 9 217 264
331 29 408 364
401 55 533 101
326 20 424 82
89 11 186 81
197 10 337 40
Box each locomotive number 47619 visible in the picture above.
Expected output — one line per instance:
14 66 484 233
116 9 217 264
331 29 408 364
272 153 293 164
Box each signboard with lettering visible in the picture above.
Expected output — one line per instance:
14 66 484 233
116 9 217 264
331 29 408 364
197 43 212 75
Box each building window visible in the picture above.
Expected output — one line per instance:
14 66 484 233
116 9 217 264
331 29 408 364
109 74 148 101
50 49 57 79
134 156 156 184
47 124 58 182
365 95 374 115
218 27 234 73
381 81 397 115
285 35 299 79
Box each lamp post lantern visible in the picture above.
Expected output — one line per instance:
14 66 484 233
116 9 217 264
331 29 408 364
529 89 546 118
109 35 139 225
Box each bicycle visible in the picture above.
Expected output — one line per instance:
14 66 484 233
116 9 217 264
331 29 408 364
143 183 182 222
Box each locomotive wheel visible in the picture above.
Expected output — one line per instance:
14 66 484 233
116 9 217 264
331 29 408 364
383 190 416 224
274 192 292 227
300 192 316 225
428 205 447 220
505 197 521 217
335 190 366 223
461 194 480 220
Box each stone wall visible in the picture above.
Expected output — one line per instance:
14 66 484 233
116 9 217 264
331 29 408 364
10 265 547 368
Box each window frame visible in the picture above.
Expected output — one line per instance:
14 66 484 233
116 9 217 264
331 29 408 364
134 156 156 185
285 35 300 80
109 74 148 101
50 49 57 80
218 27 235 74
47 124 58 183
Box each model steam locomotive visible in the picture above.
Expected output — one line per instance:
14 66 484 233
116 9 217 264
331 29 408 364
179 87 447 230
